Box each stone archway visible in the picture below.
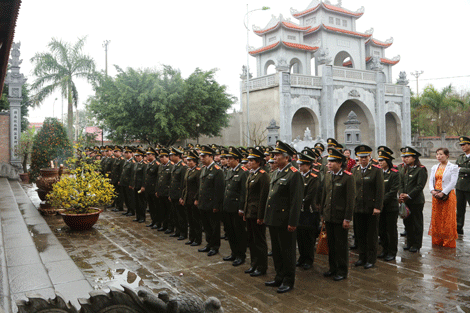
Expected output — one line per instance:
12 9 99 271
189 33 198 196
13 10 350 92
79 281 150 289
385 112 402 154
289 58 303 74
264 60 276 75
291 107 318 140
334 99 375 148
334 51 354 68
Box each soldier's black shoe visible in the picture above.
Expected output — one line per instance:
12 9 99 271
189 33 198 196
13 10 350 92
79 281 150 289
198 246 210 253
133 219 139 222
277 285 293 293
223 255 236 261
323 271 335 277
333 275 346 281
122 211 129 215
268 251 273 257
169 233 178 238
354 260 365 267
138 220 145 223
400 231 407 237
185 241 193 245
112 208 123 212
164 229 173 234
220 235 227 240
232 258 245 267
125 212 134 216
250 269 266 277
190 242 201 246
302 264 312 270
265 280 282 287
457 228 464 235
157 227 166 231
296 261 302 267
409 247 419 253
377 252 386 258
403 245 411 250
349 244 358 250
145 223 155 227
177 236 187 241
151 225 158 229
364 263 374 269
244 267 256 274
207 249 218 256
384 255 396 262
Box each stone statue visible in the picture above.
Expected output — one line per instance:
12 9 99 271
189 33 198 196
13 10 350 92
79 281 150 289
304 127 312 141
16 285 224 313
370 56 383 71
316 47 332 65
397 71 409 85
275 57 289 72
239 65 252 80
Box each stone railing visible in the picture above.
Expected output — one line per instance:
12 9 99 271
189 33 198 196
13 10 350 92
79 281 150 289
385 84 404 96
241 74 278 92
290 74 322 88
332 66 376 83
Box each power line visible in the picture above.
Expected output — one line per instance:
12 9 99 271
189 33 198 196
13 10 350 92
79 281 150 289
409 74 470 82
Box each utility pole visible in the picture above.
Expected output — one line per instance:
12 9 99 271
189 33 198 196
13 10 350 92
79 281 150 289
102 40 110 76
410 70 424 96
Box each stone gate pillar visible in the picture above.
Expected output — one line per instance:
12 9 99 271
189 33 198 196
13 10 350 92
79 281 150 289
6 42 27 168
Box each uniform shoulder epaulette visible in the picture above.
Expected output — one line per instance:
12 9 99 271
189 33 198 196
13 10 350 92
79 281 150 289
241 166 248 171
170 161 174 165
260 169 266 173
156 161 161 165
310 173 318 177
196 167 201 170
182 162 186 166
420 165 426 168
372 164 380 169
290 166 298 172
344 170 352 175
353 164 359 168
391 168 398 172
214 165 220 170
312 168 320 172
393 164 398 169
120 156 124 160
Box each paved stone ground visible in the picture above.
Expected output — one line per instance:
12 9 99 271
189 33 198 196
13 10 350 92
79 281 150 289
23 159 470 312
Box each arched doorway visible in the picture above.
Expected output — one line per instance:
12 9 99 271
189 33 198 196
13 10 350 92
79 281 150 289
291 108 318 140
334 100 375 148
290 58 303 74
385 112 402 154
265 60 276 75
334 51 354 68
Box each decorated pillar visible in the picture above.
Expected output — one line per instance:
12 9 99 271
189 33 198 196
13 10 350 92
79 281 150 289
5 42 27 167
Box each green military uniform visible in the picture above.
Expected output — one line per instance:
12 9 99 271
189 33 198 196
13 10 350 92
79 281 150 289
198 145 225 254
144 149 160 228
111 146 125 211
169 150 188 239
321 148 355 279
398 146 428 251
351 145 384 266
131 149 147 222
156 149 174 232
119 147 137 216
265 141 303 291
456 136 470 233
181 151 202 245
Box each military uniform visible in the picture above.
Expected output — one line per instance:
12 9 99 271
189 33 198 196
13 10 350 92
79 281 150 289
144 148 160 228
398 147 428 251
119 147 137 216
351 145 384 267
456 136 470 234
181 153 202 245
111 147 125 211
131 149 147 222
169 153 188 239
265 141 303 291
157 153 174 232
321 148 355 279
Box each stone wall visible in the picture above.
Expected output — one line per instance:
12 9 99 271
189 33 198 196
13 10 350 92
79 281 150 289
412 133 462 158
0 112 10 163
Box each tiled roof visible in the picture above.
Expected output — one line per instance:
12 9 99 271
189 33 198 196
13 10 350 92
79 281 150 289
366 38 393 48
305 25 321 34
254 22 280 35
323 25 371 38
293 3 363 18
249 41 318 56
365 56 400 65
282 21 311 31
254 21 311 35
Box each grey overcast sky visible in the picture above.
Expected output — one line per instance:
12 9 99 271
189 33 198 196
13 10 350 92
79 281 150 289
14 0 470 123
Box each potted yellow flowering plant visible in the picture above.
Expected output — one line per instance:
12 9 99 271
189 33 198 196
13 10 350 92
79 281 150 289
47 145 115 230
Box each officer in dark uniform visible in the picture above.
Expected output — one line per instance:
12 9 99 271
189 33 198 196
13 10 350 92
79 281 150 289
398 146 428 253
131 148 147 223
143 147 160 228
377 150 399 261
168 147 188 240
197 145 225 256
156 148 174 233
222 147 249 266
321 148 355 281
239 147 249 167
119 146 137 216
111 146 125 212
456 136 470 235
180 149 202 246
264 141 303 293
296 150 321 270
351 145 384 269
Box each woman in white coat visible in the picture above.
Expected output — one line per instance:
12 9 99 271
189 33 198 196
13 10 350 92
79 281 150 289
428 147 459 247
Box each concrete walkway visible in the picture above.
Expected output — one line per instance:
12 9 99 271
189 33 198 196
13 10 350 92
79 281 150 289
0 178 92 313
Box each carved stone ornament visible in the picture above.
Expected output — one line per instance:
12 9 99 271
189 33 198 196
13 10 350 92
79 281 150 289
239 65 252 80
276 57 289 72
16 285 224 313
348 89 360 98
397 71 409 85
370 56 383 71
316 47 332 65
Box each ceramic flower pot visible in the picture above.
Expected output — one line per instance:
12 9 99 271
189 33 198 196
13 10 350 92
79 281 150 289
60 208 103 231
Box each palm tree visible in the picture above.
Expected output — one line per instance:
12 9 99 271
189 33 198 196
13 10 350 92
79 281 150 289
30 37 96 141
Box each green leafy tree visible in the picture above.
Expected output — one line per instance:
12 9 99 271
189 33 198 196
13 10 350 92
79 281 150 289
13 126 36 172
0 83 32 132
29 118 72 181
88 66 235 146
30 37 96 142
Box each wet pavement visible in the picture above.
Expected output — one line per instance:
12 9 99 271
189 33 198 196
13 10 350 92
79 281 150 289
3 158 470 312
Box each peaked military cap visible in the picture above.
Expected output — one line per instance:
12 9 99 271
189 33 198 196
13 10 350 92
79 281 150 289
135 148 145 156
159 147 170 156
220 147 229 157
105 145 113 151
169 146 183 156
378 150 394 160
195 143 201 149
113 145 123 152
314 142 325 151
327 147 346 162
459 136 470 145
314 147 323 157
297 152 315 164
124 146 134 153
267 157 275 164
186 149 199 160
239 147 248 163
264 146 273 156
355 145 373 157
273 140 295 156
400 146 421 157
336 143 344 152
377 145 394 155
199 145 215 156
227 146 243 159
327 138 339 147
247 147 264 159
146 147 157 155
187 143 194 149
302 148 319 159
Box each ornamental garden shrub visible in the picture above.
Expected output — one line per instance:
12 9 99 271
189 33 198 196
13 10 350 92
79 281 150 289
29 117 72 182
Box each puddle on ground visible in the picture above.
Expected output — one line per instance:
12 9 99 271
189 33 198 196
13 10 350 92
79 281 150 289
94 268 144 290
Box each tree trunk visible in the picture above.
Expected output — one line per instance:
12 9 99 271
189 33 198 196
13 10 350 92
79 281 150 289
67 83 74 143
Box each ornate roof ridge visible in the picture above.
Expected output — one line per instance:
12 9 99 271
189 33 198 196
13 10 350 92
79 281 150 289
364 55 400 65
306 24 372 38
291 1 364 19
366 37 393 48
249 41 280 55
254 17 311 36
249 41 319 56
